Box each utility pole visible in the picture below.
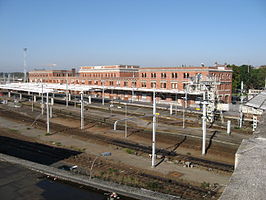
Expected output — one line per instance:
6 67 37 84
46 92 50 134
125 103 128 138
131 88 134 103
31 93 34 112
202 92 207 155
182 89 188 129
41 84 44 115
50 94 53 118
239 81 244 128
152 90 156 168
80 92 84 130
102 81 105 105
23 48 27 83
66 74 69 107
7 74 10 83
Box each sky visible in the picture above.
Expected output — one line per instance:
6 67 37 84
0 0 265 72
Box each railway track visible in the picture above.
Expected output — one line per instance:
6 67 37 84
0 135 218 199
0 106 222 199
0 106 234 173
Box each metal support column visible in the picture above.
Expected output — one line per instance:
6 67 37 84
182 91 187 129
202 92 207 155
125 103 127 138
41 84 44 115
152 90 156 168
88 95 91 104
239 81 244 128
46 92 50 134
227 120 231 135
80 92 84 130
102 81 105 105
31 93 34 112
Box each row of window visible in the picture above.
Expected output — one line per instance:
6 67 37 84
82 73 117 78
211 73 231 79
141 72 188 79
30 73 73 77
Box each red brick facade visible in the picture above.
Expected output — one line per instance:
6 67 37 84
29 64 232 104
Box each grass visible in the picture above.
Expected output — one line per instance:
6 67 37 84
55 142 62 146
51 141 62 146
201 181 210 189
146 181 163 190
124 148 135 154
8 128 20 134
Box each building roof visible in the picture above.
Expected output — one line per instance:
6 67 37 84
245 91 266 110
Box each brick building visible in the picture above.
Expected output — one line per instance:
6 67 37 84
28 64 232 105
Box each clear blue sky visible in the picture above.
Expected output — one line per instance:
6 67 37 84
0 0 265 72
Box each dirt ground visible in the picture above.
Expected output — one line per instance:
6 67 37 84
0 104 233 181
0 101 247 198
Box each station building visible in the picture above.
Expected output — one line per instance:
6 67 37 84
28 64 233 105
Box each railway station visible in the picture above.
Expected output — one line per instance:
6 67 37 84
0 66 260 199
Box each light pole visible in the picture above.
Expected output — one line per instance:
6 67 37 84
102 81 105 105
41 84 44 115
80 92 84 130
182 90 188 129
151 89 156 168
23 48 27 83
125 103 128 138
202 92 207 155
239 81 244 128
31 92 34 112
46 92 50 134
66 74 69 107
89 152 111 179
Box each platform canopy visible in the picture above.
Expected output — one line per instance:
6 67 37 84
0 83 54 93
245 91 266 110
0 82 202 95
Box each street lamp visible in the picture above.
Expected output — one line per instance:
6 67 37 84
89 152 111 179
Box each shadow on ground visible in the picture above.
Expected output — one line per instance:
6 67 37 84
0 136 81 165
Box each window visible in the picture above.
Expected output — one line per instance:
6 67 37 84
151 73 156 78
124 81 128 87
183 73 189 78
132 81 136 87
141 73 147 78
161 73 166 78
171 83 178 89
160 82 167 88
141 81 147 87
151 82 156 88
116 81 120 86
172 73 178 78
109 81 114 86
